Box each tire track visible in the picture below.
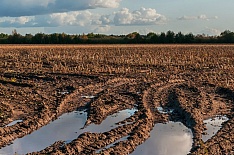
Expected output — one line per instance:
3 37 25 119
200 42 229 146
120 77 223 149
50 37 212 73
1 77 233 154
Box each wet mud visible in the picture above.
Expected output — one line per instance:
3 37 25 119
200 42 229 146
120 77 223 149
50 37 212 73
0 45 233 155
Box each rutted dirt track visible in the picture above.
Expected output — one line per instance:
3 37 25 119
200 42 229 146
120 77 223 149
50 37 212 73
0 45 234 155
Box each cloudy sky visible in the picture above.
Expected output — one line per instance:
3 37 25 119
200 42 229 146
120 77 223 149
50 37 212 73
0 0 233 35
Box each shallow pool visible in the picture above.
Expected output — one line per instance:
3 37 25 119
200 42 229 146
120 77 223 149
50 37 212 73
0 108 137 155
131 122 193 155
202 115 229 142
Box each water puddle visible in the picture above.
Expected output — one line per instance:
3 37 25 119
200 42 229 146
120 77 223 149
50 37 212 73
57 86 75 95
202 115 229 142
0 108 137 155
157 106 174 114
84 108 137 133
131 122 193 155
96 136 130 153
81 95 96 99
59 91 70 95
4 120 23 127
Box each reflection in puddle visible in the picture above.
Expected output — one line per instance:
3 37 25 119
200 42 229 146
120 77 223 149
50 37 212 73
157 106 174 114
202 115 229 142
131 122 193 155
85 108 137 133
81 95 96 99
0 109 137 155
5 120 23 127
59 91 70 95
96 136 130 153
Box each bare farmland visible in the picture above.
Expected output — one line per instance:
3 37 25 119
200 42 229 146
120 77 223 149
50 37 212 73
0 45 233 155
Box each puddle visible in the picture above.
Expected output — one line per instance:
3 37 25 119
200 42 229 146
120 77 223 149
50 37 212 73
0 108 137 155
157 106 174 114
5 120 23 127
81 95 96 99
57 86 75 95
202 115 229 142
131 122 193 155
59 91 70 95
96 136 130 153
84 108 137 133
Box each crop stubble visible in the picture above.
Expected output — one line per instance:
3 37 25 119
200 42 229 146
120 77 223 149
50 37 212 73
0 44 233 154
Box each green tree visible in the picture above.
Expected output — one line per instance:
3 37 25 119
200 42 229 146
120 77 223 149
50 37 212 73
184 33 195 43
8 29 23 43
159 32 166 43
166 30 175 43
32 33 45 44
24 34 33 44
0 33 8 43
175 32 185 43
219 30 234 43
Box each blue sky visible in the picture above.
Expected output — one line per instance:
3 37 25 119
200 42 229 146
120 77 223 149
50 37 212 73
0 0 233 35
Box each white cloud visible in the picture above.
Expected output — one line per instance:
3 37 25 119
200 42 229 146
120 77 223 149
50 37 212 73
89 0 121 8
197 14 208 20
200 27 221 36
113 7 166 26
0 0 121 17
99 15 113 25
0 11 99 27
94 25 111 33
178 15 218 21
0 16 34 27
15 17 32 24
0 7 167 33
48 11 98 27
1 10 108 28
139 28 154 35
177 16 197 20
114 8 133 25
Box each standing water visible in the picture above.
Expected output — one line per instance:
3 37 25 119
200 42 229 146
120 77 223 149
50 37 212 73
5 120 23 127
131 122 193 155
0 108 137 155
202 115 229 142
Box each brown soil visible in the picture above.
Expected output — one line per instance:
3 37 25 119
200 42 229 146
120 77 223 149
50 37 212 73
0 45 233 155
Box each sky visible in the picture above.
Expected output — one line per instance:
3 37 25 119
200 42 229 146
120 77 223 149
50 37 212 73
0 0 233 35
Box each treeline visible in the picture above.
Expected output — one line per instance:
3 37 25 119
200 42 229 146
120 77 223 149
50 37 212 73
0 30 234 44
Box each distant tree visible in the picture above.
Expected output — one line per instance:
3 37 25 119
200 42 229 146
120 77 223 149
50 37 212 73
50 33 59 44
80 33 88 40
146 32 156 39
124 32 143 43
12 29 18 36
32 33 45 44
166 30 175 43
71 35 79 43
0 33 8 39
134 33 143 43
184 33 195 43
146 32 156 43
24 34 33 44
87 32 95 38
0 33 8 43
219 30 234 43
159 32 166 43
126 32 139 39
1 30 234 44
8 29 23 43
175 32 185 43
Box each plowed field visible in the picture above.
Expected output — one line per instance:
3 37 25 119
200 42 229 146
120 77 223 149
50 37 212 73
0 45 233 155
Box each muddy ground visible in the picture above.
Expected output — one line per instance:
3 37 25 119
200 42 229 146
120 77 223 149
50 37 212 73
0 45 233 155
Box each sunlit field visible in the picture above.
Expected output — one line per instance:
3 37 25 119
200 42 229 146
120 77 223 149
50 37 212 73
0 44 233 155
